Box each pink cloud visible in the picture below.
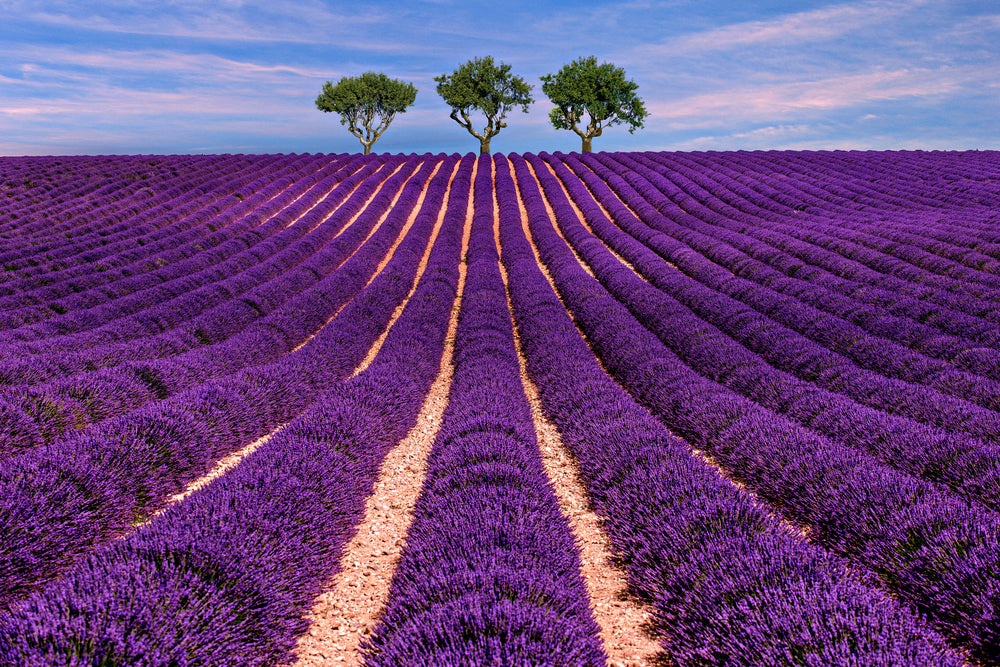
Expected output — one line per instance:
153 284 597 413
644 66 980 127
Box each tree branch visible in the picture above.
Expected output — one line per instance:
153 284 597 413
370 116 391 145
587 113 603 139
454 109 486 141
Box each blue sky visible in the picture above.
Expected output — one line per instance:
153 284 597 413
1 0 998 155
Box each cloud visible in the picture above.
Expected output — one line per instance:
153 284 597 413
643 0 929 55
645 66 979 128
732 124 814 140
1 0 997 154
13 46 330 82
12 0 374 41
3 0 443 55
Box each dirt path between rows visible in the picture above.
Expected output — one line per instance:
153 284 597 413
134 159 437 534
531 158 814 544
505 163 661 667
284 157 398 231
350 158 456 377
290 159 475 667
290 159 430 354
538 160 653 282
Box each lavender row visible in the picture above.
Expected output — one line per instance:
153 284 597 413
0 155 221 246
661 152 1000 287
0 156 429 455
363 155 604 666
771 150 1000 220
10 156 254 249
601 153 1000 376
571 150 1000 428
0 154 456 607
501 153 959 666
624 151 1000 320
639 150 1000 296
0 154 383 357
609 153 1000 358
0 157 305 302
0 157 411 398
0 155 387 362
859 208 1000 247
0 157 210 253
594 151 1000 346
677 151 951 226
537 153 1000 511
0 154 327 296
0 155 342 329
636 152 1000 321
555 154 1000 439
702 150 1000 223
513 153 1000 662
687 151 878 218
0 155 122 236
788 212 1000 278
829 211 1000 263
573 148 1000 447
0 156 409 447
0 164 338 340
0 155 215 237
0 155 442 457
2 155 297 257
0 154 346 327
0 155 470 667
596 152 1000 411
677 151 1000 265
0 155 302 283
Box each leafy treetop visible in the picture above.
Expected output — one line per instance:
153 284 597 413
540 56 648 152
434 56 534 154
315 72 417 155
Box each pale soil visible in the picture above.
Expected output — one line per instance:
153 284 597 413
350 158 455 377
132 424 287 530
534 158 814 545
124 163 409 534
289 159 475 667
557 157 680 271
290 159 425 354
523 160 597 279
691 447 812 540
132 160 430 533
539 160 652 281
503 167 661 667
283 158 395 231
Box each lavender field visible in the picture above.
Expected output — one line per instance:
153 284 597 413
0 149 999 666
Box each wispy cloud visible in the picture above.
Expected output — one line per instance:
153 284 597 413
732 124 814 140
647 66 975 128
9 0 385 43
649 0 926 54
0 0 460 58
1 0 998 154
11 46 331 82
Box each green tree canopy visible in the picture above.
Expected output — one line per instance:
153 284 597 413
434 56 534 155
315 72 417 155
540 56 648 153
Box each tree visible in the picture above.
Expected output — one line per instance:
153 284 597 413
540 56 648 153
435 56 534 155
315 72 417 155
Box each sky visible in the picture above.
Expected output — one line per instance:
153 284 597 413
1 0 998 156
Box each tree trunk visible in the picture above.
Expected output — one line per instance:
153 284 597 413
479 137 491 155
581 136 593 153
363 143 372 155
